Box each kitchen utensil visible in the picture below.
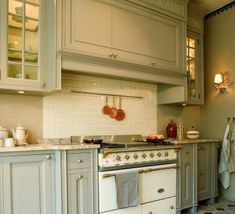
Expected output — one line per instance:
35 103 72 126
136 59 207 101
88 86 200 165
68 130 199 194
115 98 125 121
109 97 118 118
166 120 177 138
186 127 200 139
0 126 9 139
4 138 16 147
102 97 111 115
11 125 28 146
83 139 103 144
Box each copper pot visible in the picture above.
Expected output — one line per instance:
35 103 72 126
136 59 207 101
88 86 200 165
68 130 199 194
102 97 111 115
109 97 118 118
115 98 125 121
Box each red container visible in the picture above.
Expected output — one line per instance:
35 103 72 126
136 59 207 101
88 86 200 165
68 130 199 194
166 120 177 138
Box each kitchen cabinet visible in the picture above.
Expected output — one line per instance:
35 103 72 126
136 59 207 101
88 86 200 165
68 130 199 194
1 153 55 214
0 0 59 93
177 142 218 213
67 170 92 214
61 0 187 85
177 144 197 213
197 143 218 201
158 2 204 105
150 15 184 73
65 150 98 214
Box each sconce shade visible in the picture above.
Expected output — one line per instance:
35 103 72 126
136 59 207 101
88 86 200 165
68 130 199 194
214 73 223 84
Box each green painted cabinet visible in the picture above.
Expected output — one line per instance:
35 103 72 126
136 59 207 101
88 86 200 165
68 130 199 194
65 150 98 214
177 142 218 213
0 0 59 93
197 143 218 202
180 144 196 210
61 0 187 85
67 170 92 214
1 153 55 214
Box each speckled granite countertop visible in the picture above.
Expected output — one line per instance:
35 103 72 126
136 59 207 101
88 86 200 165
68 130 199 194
169 138 221 145
0 138 99 153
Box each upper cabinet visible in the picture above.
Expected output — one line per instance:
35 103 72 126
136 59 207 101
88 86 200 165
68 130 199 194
158 2 205 105
186 3 204 104
61 0 187 85
0 0 60 93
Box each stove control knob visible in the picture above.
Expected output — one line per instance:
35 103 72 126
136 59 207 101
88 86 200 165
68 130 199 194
142 153 147 159
150 153 154 158
116 155 121 161
165 152 169 157
157 152 162 157
133 154 138 159
125 155 130 160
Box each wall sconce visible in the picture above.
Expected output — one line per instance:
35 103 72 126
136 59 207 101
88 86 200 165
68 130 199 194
214 71 233 93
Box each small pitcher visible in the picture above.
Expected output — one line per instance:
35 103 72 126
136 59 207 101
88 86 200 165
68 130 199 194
11 125 28 145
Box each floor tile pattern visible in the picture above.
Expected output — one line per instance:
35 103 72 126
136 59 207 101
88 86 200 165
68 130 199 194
196 199 235 214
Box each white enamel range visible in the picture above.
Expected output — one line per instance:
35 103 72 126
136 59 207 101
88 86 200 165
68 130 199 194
82 135 180 214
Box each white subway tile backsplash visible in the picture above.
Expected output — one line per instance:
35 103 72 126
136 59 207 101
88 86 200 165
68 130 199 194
43 73 158 138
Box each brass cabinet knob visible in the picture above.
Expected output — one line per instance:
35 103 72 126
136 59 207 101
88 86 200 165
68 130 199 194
41 82 46 87
46 155 51 160
113 53 118 58
78 175 83 180
77 159 83 163
151 61 156 66
170 205 174 209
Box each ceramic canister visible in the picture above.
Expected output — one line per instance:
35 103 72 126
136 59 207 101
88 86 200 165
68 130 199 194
0 126 9 139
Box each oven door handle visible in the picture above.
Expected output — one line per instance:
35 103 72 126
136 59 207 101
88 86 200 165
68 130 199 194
102 166 179 178
139 166 179 174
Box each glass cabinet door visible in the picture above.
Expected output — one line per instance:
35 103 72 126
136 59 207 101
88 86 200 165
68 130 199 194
186 32 201 103
7 0 39 81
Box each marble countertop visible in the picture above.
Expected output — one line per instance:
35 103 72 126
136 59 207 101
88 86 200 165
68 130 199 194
0 138 100 153
169 138 221 145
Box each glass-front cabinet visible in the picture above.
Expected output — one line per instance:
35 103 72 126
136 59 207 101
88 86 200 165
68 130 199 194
186 31 203 104
0 0 58 92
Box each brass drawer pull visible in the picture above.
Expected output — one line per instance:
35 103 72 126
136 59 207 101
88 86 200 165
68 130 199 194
157 188 165 193
77 159 83 163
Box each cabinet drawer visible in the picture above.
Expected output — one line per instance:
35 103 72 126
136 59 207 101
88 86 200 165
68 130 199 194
67 151 91 170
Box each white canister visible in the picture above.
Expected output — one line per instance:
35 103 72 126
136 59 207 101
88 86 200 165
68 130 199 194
4 138 16 147
0 126 9 139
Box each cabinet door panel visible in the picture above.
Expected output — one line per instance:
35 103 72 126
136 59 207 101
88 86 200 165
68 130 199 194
181 145 194 208
68 170 92 214
150 15 182 72
2 154 54 214
112 7 151 65
64 0 112 57
197 144 211 201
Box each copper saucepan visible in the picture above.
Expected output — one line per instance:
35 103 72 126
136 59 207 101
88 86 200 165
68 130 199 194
109 97 118 118
115 98 125 121
102 97 111 115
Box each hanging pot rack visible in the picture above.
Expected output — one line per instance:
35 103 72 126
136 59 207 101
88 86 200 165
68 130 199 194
70 90 143 99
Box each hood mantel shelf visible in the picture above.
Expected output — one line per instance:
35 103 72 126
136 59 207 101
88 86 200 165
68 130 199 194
61 51 187 86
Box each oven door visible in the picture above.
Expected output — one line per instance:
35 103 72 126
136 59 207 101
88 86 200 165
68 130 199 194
99 163 176 213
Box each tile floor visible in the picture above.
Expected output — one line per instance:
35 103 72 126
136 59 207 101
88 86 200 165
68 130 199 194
196 199 235 214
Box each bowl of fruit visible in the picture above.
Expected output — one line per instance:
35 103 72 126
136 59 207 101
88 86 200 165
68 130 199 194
145 134 165 143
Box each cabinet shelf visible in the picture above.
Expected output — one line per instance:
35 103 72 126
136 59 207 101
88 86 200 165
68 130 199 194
8 48 38 63
8 13 39 32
